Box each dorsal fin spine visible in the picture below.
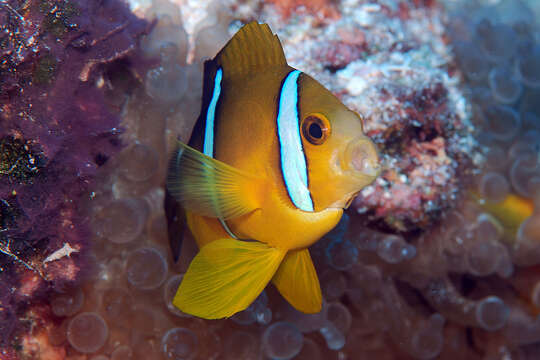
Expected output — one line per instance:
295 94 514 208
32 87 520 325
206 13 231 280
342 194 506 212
213 22 287 77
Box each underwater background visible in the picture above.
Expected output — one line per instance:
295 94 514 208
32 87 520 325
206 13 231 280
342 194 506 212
1 0 540 358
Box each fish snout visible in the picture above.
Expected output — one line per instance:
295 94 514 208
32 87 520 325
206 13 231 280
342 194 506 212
341 136 380 178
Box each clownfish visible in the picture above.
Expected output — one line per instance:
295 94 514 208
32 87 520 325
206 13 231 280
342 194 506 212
474 192 534 238
166 22 379 319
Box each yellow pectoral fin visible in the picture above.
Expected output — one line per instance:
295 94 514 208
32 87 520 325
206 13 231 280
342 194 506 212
173 238 286 319
167 141 263 220
272 249 322 314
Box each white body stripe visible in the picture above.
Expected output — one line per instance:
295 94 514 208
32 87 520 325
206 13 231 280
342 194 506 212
277 70 314 212
201 67 239 239
203 68 223 157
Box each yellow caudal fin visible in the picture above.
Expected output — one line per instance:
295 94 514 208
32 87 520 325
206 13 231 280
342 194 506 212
166 141 263 220
272 249 322 314
173 238 286 319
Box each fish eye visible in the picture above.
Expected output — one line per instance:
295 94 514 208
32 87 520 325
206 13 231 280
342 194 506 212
302 114 330 145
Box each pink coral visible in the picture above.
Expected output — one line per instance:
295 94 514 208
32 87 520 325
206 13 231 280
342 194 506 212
264 0 340 21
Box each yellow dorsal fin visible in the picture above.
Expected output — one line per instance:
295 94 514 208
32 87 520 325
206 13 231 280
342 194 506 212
214 21 287 76
166 141 263 220
272 249 322 314
173 239 286 319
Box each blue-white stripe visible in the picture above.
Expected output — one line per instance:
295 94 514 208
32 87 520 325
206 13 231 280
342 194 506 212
203 67 223 157
276 70 314 212
201 67 239 239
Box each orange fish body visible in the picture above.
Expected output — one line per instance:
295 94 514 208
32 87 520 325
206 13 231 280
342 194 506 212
167 22 379 319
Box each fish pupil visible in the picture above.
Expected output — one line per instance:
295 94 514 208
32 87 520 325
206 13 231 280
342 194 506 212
309 123 323 139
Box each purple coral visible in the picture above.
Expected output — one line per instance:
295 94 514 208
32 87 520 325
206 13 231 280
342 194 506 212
0 0 150 353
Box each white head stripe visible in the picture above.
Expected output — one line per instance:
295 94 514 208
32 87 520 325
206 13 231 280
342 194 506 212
277 70 314 212
203 67 223 158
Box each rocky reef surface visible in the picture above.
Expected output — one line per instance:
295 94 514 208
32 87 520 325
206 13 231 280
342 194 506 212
1 0 540 359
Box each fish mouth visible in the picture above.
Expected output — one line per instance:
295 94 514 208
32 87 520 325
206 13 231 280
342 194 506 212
326 136 379 210
340 136 381 178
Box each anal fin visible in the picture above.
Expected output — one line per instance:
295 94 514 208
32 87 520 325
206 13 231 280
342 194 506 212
173 239 286 319
272 248 322 314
